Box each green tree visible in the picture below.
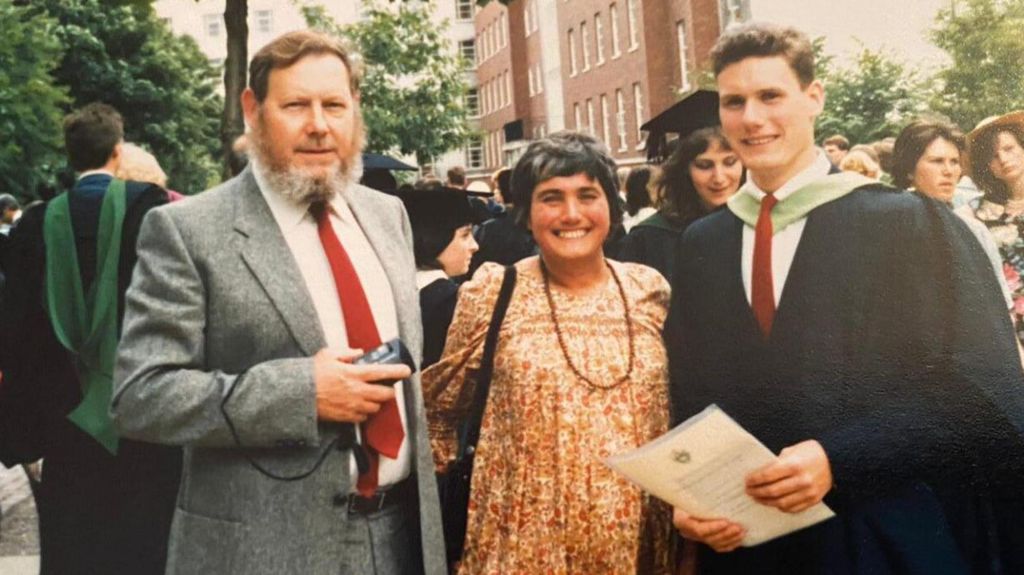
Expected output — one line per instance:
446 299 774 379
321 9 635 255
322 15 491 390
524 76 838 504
930 0 1024 131
301 1 473 164
817 47 926 144
0 0 68 200
31 0 223 194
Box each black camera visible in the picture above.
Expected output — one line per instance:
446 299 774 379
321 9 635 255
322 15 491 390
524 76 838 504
352 338 417 385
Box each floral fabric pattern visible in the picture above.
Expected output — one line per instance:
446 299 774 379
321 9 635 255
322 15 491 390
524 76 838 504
423 258 674 575
976 199 1024 335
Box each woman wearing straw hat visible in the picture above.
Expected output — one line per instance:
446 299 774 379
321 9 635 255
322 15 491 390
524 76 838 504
967 111 1024 341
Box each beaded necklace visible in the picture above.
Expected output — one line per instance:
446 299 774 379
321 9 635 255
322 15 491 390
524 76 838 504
540 258 635 390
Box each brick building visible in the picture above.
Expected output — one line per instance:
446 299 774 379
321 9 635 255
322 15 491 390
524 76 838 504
471 0 726 175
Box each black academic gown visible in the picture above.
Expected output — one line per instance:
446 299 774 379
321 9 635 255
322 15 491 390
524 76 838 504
617 211 694 283
0 174 181 575
419 276 459 369
665 185 1024 575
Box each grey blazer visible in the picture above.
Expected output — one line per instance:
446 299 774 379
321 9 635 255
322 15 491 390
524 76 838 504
113 168 446 575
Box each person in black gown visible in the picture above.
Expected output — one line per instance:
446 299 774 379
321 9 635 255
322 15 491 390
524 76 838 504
618 127 743 283
400 183 481 368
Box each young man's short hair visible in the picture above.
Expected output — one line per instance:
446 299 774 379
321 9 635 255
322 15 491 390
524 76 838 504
711 23 816 87
63 103 124 172
823 135 851 151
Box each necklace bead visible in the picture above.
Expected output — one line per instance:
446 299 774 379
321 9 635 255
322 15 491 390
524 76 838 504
540 259 636 390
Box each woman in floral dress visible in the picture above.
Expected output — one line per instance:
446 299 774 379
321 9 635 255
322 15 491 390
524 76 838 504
967 111 1024 340
423 132 675 575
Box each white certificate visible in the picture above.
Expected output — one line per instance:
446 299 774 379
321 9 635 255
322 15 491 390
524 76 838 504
605 404 835 547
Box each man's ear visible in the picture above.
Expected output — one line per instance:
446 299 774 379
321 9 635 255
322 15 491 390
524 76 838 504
806 79 825 118
109 141 124 172
241 88 259 129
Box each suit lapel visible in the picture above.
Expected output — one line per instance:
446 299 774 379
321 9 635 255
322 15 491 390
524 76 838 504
723 215 765 344
233 172 324 356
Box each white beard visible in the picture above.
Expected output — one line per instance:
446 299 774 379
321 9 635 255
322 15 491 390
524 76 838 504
251 152 363 205
248 112 365 205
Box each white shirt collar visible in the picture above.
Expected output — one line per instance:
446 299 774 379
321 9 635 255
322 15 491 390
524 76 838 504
742 150 832 202
251 159 351 231
416 269 449 289
78 168 115 180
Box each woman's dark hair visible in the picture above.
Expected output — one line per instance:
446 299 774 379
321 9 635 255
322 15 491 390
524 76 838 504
653 127 735 224
400 180 476 269
509 131 623 229
624 166 653 216
891 120 964 190
970 123 1024 204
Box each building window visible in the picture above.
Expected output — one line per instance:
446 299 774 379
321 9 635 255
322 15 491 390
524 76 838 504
505 71 512 107
456 0 474 20
616 89 627 151
676 21 691 91
633 82 645 146
500 13 507 48
581 22 592 71
610 3 622 57
568 29 578 76
595 13 606 65
467 88 480 117
574 103 582 131
587 99 595 136
601 94 611 147
626 0 639 51
460 39 476 65
536 64 544 93
525 0 533 35
203 13 221 37
254 9 273 34
467 136 484 169
528 67 536 97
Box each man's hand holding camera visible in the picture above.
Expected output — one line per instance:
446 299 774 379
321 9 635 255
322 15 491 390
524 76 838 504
313 347 410 423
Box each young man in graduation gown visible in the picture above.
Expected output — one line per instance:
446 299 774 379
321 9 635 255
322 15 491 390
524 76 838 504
665 23 1024 575
0 103 180 574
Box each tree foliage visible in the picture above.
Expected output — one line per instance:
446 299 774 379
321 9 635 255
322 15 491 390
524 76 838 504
930 0 1024 131
301 1 473 164
28 0 223 194
817 47 926 145
0 0 69 200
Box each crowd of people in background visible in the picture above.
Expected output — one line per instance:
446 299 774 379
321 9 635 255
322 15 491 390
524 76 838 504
0 20 1023 575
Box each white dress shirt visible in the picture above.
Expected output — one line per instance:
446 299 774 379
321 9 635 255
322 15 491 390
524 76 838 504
253 165 411 490
740 151 833 305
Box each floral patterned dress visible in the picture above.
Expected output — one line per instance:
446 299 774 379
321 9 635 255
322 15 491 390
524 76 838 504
974 199 1024 340
423 258 675 575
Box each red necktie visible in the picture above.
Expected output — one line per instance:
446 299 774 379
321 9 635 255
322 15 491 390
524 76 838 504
312 203 405 496
752 194 778 338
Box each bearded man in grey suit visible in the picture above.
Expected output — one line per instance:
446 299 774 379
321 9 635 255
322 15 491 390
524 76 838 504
112 30 446 575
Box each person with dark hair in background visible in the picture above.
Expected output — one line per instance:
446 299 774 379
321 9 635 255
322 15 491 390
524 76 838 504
446 166 467 189
0 102 178 574
891 119 1012 310
111 30 446 575
400 184 480 368
822 134 850 165
468 166 536 275
618 127 743 283
424 131 674 574
621 166 657 231
968 111 1024 342
667 23 1024 575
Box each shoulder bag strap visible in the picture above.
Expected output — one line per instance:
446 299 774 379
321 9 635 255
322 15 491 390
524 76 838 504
460 265 517 457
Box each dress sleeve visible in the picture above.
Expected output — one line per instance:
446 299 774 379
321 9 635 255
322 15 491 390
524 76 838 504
421 262 507 471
